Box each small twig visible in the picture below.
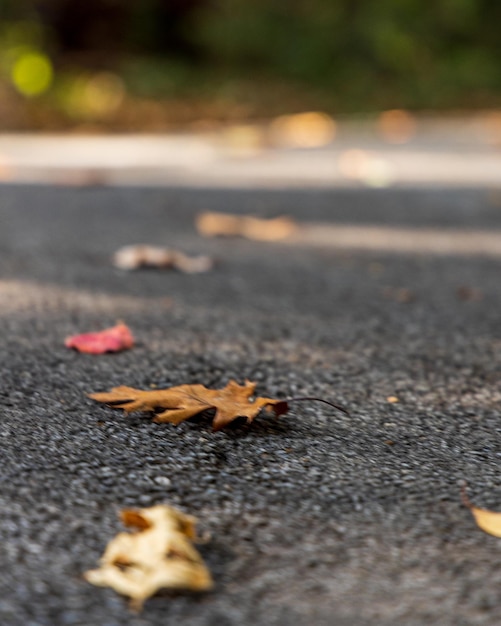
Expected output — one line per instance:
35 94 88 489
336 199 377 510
284 396 350 417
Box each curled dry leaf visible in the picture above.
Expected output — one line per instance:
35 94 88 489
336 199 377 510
113 244 213 274
89 379 289 431
65 322 134 354
84 504 213 611
462 487 501 537
196 211 298 241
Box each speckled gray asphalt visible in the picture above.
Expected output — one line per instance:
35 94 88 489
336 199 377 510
2 185 501 626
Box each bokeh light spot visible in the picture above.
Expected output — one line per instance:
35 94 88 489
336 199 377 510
270 111 337 148
220 124 265 157
60 72 125 120
338 149 395 187
377 109 416 144
11 52 53 97
83 72 125 117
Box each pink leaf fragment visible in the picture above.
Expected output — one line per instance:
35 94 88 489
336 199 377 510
65 322 134 354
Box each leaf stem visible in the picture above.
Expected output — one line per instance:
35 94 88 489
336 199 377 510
460 482 472 509
284 396 350 417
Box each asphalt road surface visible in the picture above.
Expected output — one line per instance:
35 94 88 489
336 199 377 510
2 184 501 626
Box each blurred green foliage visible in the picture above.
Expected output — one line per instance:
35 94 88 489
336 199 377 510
1 0 501 126
188 0 501 109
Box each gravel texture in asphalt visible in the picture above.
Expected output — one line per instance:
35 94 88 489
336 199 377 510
1 185 501 626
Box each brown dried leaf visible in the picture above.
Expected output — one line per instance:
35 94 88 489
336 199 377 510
89 379 289 431
113 245 213 273
456 286 483 302
84 505 213 611
196 212 297 241
382 287 415 303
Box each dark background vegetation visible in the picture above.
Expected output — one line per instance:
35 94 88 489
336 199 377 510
1 0 500 130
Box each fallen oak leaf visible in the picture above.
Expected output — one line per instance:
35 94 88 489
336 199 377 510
462 485 501 537
65 322 134 354
196 211 298 242
84 504 213 612
88 379 349 431
90 380 285 431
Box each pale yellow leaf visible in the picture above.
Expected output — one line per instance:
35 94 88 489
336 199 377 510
113 245 213 273
469 506 501 538
84 505 213 611
462 487 501 538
